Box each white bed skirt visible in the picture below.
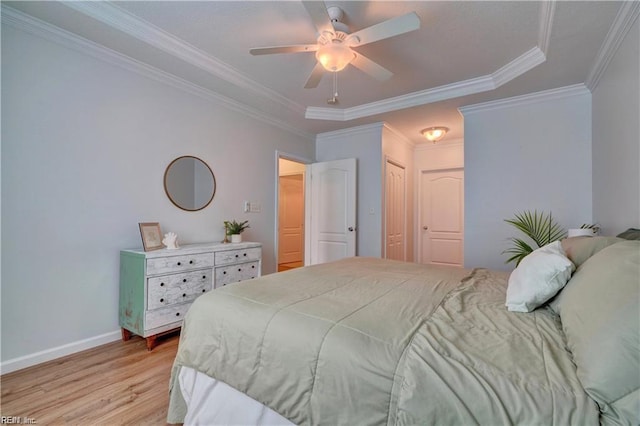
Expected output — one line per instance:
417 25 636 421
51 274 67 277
179 366 295 426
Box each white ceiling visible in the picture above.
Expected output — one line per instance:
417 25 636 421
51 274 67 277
4 1 628 144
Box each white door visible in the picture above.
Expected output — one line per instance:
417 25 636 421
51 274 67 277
420 169 464 266
306 158 357 265
385 160 406 261
278 173 304 265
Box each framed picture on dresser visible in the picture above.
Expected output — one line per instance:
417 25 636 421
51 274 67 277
139 222 163 251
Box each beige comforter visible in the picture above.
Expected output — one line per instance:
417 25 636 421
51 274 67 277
168 257 597 425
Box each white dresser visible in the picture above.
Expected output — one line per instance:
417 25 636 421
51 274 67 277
119 242 261 350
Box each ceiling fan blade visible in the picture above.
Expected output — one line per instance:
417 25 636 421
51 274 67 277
302 1 334 36
347 12 420 47
304 62 325 89
350 53 393 81
250 45 318 56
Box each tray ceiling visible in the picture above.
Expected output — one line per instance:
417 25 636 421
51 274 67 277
3 1 632 144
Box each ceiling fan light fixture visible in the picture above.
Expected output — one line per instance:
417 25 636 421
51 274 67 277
316 40 355 72
421 127 449 143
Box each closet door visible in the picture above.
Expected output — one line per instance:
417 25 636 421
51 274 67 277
385 160 406 261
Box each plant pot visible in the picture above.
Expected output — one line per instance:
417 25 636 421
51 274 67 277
567 228 597 238
231 234 242 243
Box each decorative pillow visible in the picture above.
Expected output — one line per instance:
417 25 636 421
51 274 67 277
505 241 575 312
616 228 640 240
553 241 639 424
561 236 624 268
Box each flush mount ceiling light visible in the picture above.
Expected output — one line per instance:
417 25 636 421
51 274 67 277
421 127 449 143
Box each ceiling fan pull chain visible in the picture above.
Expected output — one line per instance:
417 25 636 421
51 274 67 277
333 71 338 98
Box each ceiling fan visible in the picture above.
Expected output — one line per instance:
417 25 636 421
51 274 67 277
249 1 421 89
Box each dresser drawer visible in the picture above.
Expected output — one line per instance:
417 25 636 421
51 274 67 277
215 261 260 287
147 253 214 275
147 270 212 310
145 303 191 331
215 247 261 266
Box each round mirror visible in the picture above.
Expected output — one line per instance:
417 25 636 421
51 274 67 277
164 156 216 211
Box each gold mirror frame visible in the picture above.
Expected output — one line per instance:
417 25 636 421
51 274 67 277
163 156 216 212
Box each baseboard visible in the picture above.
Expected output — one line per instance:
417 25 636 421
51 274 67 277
0 330 122 375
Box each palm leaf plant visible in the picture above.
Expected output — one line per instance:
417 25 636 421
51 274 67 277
502 210 566 266
224 220 250 235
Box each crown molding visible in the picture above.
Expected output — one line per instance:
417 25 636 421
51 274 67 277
1 5 314 141
7 0 565 129
316 122 385 141
306 46 546 121
585 1 640 91
306 74 495 121
314 121 415 149
538 0 556 56
63 1 307 117
306 5 553 122
458 83 590 116
491 47 546 88
382 123 415 148
415 139 464 151
58 0 557 125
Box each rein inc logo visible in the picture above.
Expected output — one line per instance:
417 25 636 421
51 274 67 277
1 417 36 424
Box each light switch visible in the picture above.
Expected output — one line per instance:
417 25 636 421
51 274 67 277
249 202 261 213
244 201 261 213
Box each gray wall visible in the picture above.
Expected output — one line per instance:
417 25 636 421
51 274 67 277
461 87 593 271
1 23 314 366
592 17 639 235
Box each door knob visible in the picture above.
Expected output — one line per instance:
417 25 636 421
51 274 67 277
423 226 428 230
348 227 355 232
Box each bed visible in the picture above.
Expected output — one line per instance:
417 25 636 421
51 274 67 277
167 237 639 425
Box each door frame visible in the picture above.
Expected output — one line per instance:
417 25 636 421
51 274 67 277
417 167 464 265
275 151 312 268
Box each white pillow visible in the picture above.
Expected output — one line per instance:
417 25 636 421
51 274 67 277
505 241 575 312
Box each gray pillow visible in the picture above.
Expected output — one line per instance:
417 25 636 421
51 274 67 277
616 228 640 240
561 236 624 268
553 241 640 424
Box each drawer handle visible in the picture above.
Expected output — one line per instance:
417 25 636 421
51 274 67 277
182 293 186 297
177 262 182 266
202 275 206 279
160 282 165 287
252 265 255 269
235 254 239 258
176 312 180 317
223 271 227 275
160 298 164 303
183 279 187 283
244 253 247 257
189 260 194 264
202 289 206 293
238 268 242 272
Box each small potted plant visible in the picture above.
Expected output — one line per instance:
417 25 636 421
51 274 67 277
224 220 250 243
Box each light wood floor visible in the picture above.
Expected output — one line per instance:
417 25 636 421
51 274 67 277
277 261 303 272
1 332 180 425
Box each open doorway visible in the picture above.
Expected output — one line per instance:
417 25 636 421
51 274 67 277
277 157 306 272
